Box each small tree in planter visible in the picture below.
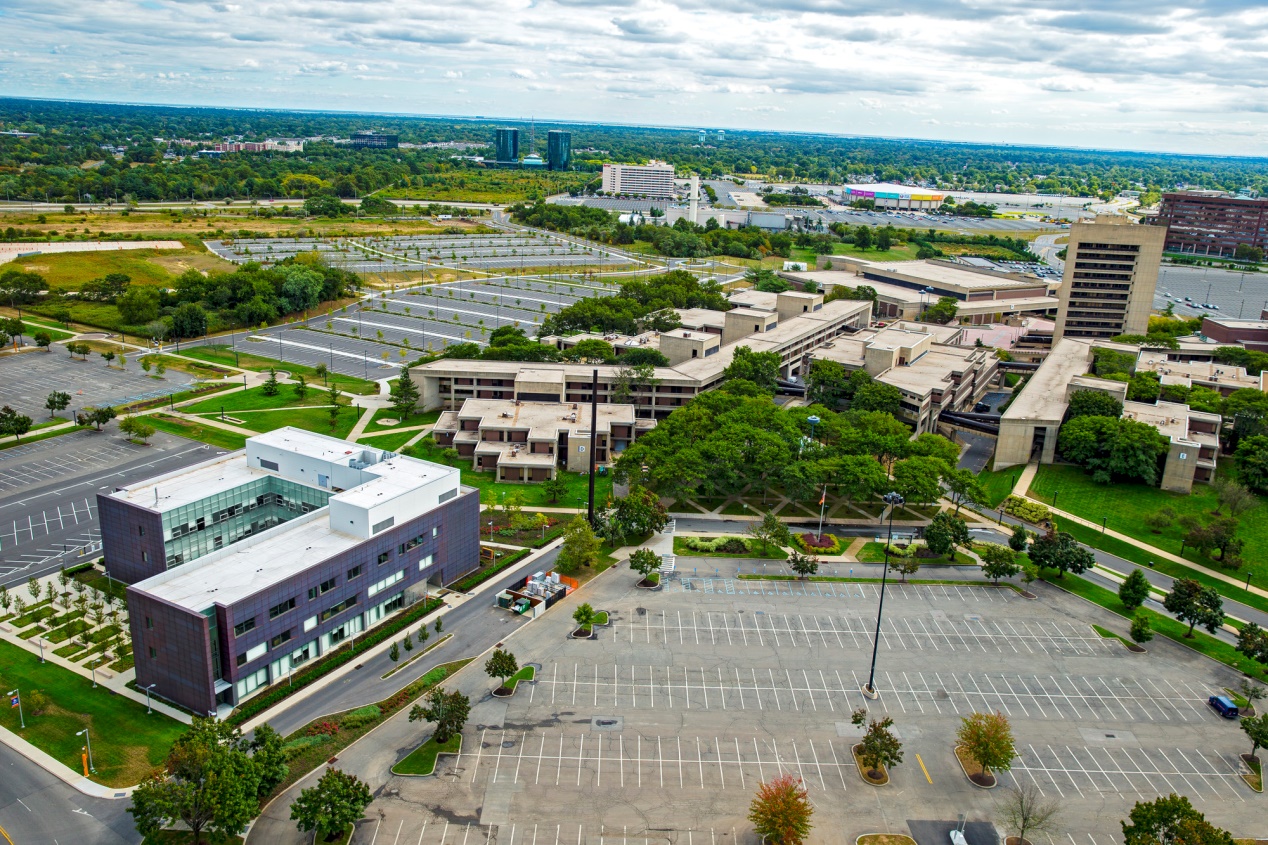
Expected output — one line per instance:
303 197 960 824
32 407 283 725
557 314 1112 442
629 548 660 587
851 707 903 782
956 711 1015 787
1239 680 1265 716
788 551 819 580
1242 712 1268 765
997 782 1060 845
888 545 920 583
290 768 373 843
485 649 519 694
980 544 1020 585
409 687 470 744
572 603 597 638
1130 613 1153 646
748 773 813 845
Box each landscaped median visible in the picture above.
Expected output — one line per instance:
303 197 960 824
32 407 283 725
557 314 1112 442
673 536 789 560
391 734 462 777
0 638 186 787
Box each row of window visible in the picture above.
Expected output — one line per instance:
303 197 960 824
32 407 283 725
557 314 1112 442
368 569 404 597
400 526 438 555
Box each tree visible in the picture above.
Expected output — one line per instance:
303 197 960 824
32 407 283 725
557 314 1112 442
120 416 156 445
1163 578 1224 638
34 330 51 351
1121 794 1234 845
747 774 814 845
723 346 781 392
569 338 616 363
1058 415 1168 485
102 350 116 366
290 768 373 842
261 368 280 397
629 548 660 585
609 362 658 404
788 550 820 579
1144 507 1176 534
402 634 413 653
602 486 668 543
891 456 945 505
541 476 568 504
1241 711 1268 761
327 385 341 431
408 687 470 744
314 362 329 385
1236 623 1268 668
1067 389 1123 419
1008 524 1029 553
1213 476 1257 518
45 388 71 418
76 405 116 431
1028 530 1093 578
997 783 1061 845
250 723 288 798
572 603 597 633
293 374 308 400
853 708 903 779
891 554 921 583
118 286 161 324
979 544 1020 584
389 642 399 663
390 367 420 418
747 511 791 556
1239 680 1266 714
485 649 519 691
805 359 852 407
0 405 34 442
171 302 208 338
1118 569 1152 612
556 516 600 575
876 228 893 251
127 717 261 845
921 296 959 324
1130 612 1154 644
924 511 970 558
944 468 986 514
1234 435 1268 494
851 381 903 415
853 225 873 250
956 711 1016 781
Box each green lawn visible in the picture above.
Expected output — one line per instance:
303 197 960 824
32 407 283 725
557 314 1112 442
975 467 1021 508
365 406 441 431
0 638 187 786
855 541 976 566
139 353 233 379
147 413 249 450
0 424 89 451
178 345 380 394
17 322 75 342
790 241 920 265
224 407 358 439
392 734 462 776
505 664 536 692
672 536 789 560
1028 464 1268 586
183 383 331 414
1046 573 1268 683
405 439 612 507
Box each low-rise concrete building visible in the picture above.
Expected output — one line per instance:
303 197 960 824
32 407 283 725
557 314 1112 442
1134 351 1260 395
1121 400 1220 492
805 322 997 433
432 399 652 481
996 339 1102 467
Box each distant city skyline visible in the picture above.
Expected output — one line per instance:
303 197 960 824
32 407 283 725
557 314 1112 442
2 0 1267 156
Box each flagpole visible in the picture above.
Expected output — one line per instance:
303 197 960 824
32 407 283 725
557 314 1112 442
816 484 828 542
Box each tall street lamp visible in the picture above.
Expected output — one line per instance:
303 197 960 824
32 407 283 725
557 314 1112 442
7 690 24 729
144 683 156 715
862 490 904 699
77 728 96 773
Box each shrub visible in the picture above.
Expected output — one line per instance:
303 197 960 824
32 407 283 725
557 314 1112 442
682 536 751 554
282 734 331 759
1003 496 1051 524
792 532 843 555
305 720 340 737
885 543 914 558
339 705 382 730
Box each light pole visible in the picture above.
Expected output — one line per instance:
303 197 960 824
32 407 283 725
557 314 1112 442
77 728 96 773
144 683 156 714
806 414 820 442
862 491 904 699
7 690 24 729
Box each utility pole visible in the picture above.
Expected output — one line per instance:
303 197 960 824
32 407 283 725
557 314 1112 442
587 368 598 526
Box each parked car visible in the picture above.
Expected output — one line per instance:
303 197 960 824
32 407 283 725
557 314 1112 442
1208 694 1239 719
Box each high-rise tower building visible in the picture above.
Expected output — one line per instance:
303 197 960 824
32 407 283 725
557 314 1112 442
1053 215 1165 342
547 130 571 171
495 128 519 164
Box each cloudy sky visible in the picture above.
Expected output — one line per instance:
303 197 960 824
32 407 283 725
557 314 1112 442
3 0 1268 155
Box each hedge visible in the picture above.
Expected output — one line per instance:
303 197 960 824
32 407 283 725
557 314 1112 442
226 596 443 726
1004 496 1051 524
450 549 530 593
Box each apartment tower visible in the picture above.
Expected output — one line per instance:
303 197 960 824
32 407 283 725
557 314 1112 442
1053 215 1166 342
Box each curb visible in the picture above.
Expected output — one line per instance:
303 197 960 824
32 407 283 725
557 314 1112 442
0 724 137 799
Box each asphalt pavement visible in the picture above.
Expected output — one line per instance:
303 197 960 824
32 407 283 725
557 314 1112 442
0 742 139 845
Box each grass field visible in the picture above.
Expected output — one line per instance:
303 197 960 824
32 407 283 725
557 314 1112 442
183 383 331 414
405 438 612 507
179 345 380 394
5 248 223 291
221 406 358 439
0 638 186 786
791 241 921 265
392 734 462 776
147 413 248 450
1027 464 1268 584
378 170 591 204
355 429 424 452
365 406 441 431
855 541 976 566
976 467 1023 508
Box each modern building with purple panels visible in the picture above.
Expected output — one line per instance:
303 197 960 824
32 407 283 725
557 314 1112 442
101 428 479 715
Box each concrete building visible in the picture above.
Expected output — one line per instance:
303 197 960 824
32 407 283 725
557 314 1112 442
495 128 520 164
1134 350 1260 395
413 298 873 419
1199 317 1268 352
1121 400 1220 492
841 183 946 210
805 322 998 433
104 429 479 714
350 132 399 149
996 339 1103 468
432 399 652 481
784 258 1059 325
1053 215 1165 342
547 130 571 171
1151 191 1268 257
601 161 676 198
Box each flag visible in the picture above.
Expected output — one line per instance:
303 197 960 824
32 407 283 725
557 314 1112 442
9 695 18 708
819 486 827 506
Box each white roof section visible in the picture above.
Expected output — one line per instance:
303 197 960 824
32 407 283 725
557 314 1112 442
113 452 264 512
1001 339 1095 422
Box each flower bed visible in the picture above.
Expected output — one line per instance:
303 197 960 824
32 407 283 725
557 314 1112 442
793 532 844 555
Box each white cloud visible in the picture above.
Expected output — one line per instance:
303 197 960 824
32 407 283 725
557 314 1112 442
0 0 1261 152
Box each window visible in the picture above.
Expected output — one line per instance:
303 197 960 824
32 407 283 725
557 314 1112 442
307 578 337 600
439 488 457 504
235 666 270 699
233 618 256 637
398 534 425 554
269 630 292 649
304 615 317 632
347 565 362 580
148 646 157 658
268 597 296 619
418 553 434 571
145 616 153 629
142 551 149 563
378 551 392 565
318 596 358 623
138 525 145 536
368 569 404 597
260 459 279 471
372 517 395 534
432 527 439 538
